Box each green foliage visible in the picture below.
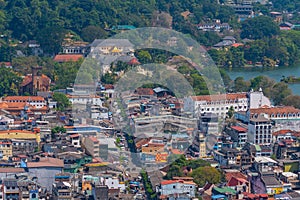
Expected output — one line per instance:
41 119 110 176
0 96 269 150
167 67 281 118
250 76 275 97
0 67 22 97
232 75 292 105
227 106 234 118
0 0 236 54
191 166 222 187
165 155 210 180
101 73 116 84
233 77 250 92
141 169 157 200
136 50 152 64
52 92 71 111
270 82 292 105
51 126 66 134
283 95 300 109
81 25 108 43
52 59 82 89
241 16 279 40
37 25 67 55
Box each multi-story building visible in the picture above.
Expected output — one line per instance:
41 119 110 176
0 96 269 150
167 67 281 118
226 126 248 147
157 179 196 198
248 115 273 145
0 130 41 156
199 113 219 134
0 140 12 160
18 180 40 200
83 136 100 158
184 90 270 118
27 157 64 191
3 179 19 200
249 106 300 131
52 181 72 200
3 96 47 108
0 96 48 115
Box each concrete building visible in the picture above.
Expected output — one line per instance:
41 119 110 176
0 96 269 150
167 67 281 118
184 90 270 118
249 106 300 131
3 179 19 200
199 113 219 135
52 181 72 200
157 179 196 198
27 157 64 191
3 96 47 109
227 126 248 147
83 136 100 158
248 115 273 145
0 140 12 160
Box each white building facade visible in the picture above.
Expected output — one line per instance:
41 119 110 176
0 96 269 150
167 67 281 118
184 90 271 118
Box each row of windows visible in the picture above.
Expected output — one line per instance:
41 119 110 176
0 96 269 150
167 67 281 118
256 126 272 129
255 139 271 143
8 100 44 103
201 105 247 112
203 100 248 105
271 113 300 118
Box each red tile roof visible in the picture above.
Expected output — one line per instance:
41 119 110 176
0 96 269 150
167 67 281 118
0 141 11 144
273 129 300 137
88 136 99 143
0 168 25 173
191 93 247 102
53 54 83 62
135 88 155 96
21 74 51 87
0 62 12 67
171 149 184 155
250 106 300 116
161 180 196 185
231 126 247 132
3 96 45 102
103 84 114 90
128 58 140 65
231 43 244 47
225 171 247 182
27 157 64 168
70 134 80 138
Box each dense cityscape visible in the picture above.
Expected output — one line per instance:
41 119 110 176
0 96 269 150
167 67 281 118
0 0 300 200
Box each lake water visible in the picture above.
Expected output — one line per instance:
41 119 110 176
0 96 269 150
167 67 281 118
225 65 300 95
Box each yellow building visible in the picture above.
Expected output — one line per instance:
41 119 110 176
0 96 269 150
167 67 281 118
0 140 12 160
0 130 41 144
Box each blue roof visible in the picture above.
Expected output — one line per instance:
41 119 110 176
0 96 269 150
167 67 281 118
112 25 136 30
212 194 226 199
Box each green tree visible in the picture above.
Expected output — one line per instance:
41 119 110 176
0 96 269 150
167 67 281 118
37 25 67 55
233 77 250 92
52 92 71 111
271 82 292 105
0 67 22 97
227 106 235 118
191 166 222 187
250 76 275 97
136 50 152 64
241 16 279 39
81 25 108 42
283 95 300 109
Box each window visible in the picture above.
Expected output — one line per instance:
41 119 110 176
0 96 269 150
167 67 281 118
173 185 176 189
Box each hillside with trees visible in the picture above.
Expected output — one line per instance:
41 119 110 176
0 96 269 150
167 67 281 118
0 0 236 55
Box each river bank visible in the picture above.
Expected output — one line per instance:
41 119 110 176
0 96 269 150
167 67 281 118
225 65 300 95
